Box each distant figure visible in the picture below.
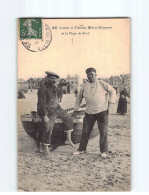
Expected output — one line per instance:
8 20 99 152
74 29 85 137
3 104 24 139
74 89 78 97
18 90 25 99
67 84 71 94
117 87 130 115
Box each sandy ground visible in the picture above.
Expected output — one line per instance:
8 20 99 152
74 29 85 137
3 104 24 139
18 89 130 192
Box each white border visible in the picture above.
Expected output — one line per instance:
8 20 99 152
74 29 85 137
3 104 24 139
0 0 149 192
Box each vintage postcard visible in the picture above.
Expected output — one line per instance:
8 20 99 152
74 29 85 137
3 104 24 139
18 18 130 191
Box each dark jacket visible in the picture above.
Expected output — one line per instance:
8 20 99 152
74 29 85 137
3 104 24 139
37 82 63 116
117 89 130 114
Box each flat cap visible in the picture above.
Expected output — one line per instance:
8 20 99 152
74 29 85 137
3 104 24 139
45 71 60 78
86 68 96 74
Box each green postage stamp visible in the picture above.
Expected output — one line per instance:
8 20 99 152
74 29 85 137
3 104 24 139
20 18 42 39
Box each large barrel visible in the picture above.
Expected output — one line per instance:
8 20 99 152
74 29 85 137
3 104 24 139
21 110 99 147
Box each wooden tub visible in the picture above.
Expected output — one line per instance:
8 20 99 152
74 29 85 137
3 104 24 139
21 110 99 148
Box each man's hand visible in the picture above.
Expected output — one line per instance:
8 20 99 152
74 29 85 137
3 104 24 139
43 115 49 122
72 111 78 118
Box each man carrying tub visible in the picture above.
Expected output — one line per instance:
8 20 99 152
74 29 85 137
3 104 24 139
72 68 116 158
37 71 75 158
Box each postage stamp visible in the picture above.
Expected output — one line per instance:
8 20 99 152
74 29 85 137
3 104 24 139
20 18 42 39
19 18 52 52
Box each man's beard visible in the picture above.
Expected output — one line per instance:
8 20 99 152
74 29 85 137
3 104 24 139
48 81 57 86
49 84 62 100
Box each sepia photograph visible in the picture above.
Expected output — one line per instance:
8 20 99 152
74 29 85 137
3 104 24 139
17 18 130 191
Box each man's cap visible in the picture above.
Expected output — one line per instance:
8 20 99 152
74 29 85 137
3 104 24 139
86 68 96 74
45 71 60 78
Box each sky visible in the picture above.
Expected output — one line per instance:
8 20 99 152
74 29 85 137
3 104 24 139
18 18 130 81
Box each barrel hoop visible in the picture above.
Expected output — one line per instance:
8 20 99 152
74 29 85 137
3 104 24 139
21 115 84 123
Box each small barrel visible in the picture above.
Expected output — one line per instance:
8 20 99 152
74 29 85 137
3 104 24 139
72 119 98 144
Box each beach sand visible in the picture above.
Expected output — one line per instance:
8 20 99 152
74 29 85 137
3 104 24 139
18 90 130 191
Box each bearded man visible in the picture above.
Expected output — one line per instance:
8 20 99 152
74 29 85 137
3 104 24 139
37 71 75 158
